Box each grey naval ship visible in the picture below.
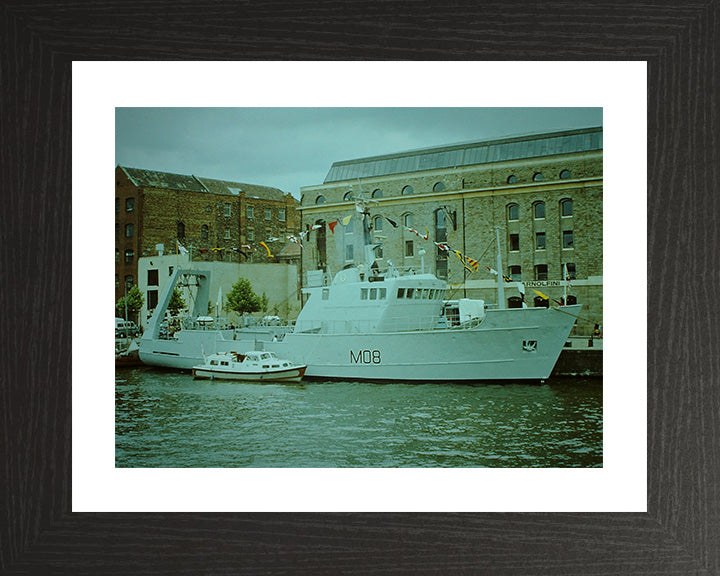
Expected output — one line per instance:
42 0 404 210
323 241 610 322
139 212 580 382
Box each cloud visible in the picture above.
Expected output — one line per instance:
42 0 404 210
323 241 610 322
116 107 602 197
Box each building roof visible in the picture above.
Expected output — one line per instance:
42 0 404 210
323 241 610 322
118 166 288 201
323 126 603 183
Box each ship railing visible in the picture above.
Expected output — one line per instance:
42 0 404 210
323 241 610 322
292 314 450 334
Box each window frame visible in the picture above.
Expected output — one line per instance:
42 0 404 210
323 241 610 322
405 240 414 257
507 203 519 221
534 264 548 281
533 201 546 219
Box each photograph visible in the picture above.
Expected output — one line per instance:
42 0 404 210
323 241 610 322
114 107 603 468
3 6 716 568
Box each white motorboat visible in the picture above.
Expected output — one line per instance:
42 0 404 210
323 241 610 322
192 351 307 382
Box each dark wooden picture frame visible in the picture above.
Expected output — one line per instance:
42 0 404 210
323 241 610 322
2 2 718 574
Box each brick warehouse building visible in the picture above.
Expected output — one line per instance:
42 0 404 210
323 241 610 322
115 166 300 303
298 126 603 336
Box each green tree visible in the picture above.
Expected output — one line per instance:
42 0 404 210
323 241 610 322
260 292 269 314
167 288 186 316
115 285 145 323
225 277 261 317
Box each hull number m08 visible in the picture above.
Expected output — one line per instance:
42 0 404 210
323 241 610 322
350 350 381 364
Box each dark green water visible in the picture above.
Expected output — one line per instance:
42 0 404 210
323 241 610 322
115 367 602 468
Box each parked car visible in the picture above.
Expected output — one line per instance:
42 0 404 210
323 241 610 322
115 318 140 338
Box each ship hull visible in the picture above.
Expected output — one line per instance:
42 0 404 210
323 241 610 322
192 365 306 382
140 306 580 381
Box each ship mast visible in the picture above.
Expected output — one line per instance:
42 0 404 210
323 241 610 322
495 227 505 309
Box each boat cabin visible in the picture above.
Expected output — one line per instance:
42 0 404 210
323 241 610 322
295 267 447 334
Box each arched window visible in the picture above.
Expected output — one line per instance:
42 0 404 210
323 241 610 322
372 189 383 198
507 203 519 221
402 185 414 195
373 216 383 232
403 213 413 227
343 191 353 201
560 198 573 217
433 181 446 192
201 224 209 239
507 175 518 184
533 172 544 182
177 221 185 240
533 201 545 219
559 169 572 179
315 195 326 205
534 295 549 308
508 296 523 308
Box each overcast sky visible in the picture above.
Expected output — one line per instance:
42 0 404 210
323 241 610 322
115 108 602 199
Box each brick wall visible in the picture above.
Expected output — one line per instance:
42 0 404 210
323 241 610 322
299 150 603 335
